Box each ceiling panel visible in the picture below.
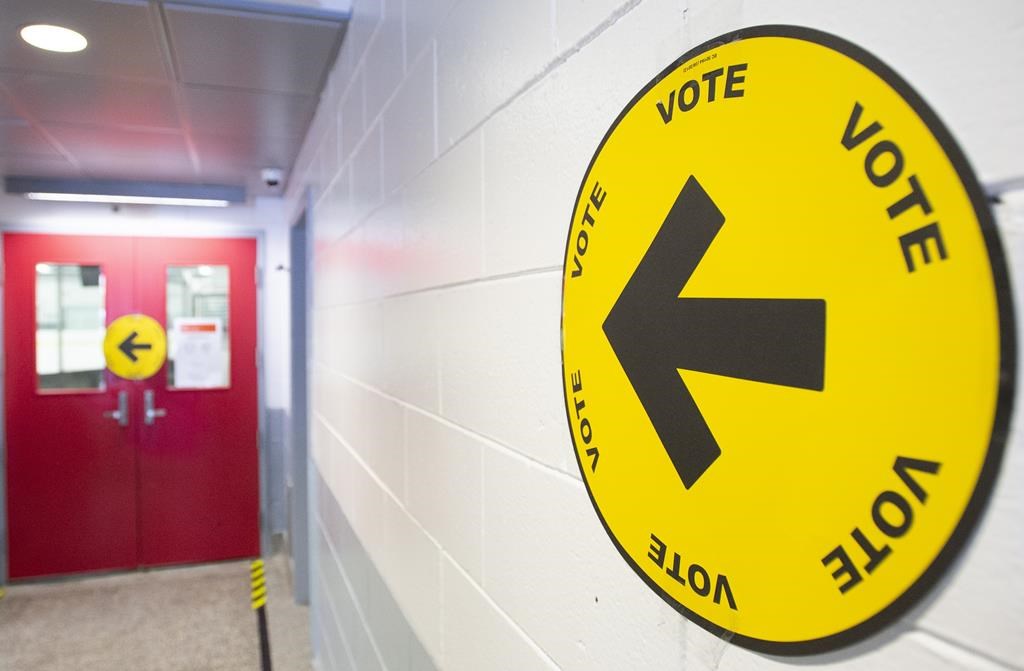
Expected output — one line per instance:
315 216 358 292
0 90 22 120
0 120 62 157
47 124 193 170
193 132 299 171
164 3 341 95
0 0 347 198
74 152 196 182
0 153 77 177
0 72 180 129
0 0 169 81
183 86 315 138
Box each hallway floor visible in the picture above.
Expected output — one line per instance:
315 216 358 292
0 555 311 670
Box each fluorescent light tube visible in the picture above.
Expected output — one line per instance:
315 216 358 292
24 193 231 207
6 177 245 206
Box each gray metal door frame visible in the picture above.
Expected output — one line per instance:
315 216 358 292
288 196 312 604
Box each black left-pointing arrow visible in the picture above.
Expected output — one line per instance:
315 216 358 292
603 175 826 490
118 331 152 362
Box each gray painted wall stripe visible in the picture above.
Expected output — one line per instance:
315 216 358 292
311 468 438 671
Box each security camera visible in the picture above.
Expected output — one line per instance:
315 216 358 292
260 168 284 188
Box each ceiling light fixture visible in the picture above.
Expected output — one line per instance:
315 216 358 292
19 24 88 53
24 193 231 207
5 177 246 208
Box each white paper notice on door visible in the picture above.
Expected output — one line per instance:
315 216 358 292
172 317 226 389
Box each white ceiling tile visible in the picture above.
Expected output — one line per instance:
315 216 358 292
0 153 77 177
76 152 197 182
0 119 62 157
0 90 22 121
0 0 170 81
183 86 314 138
0 72 180 129
192 132 300 171
0 0 346 189
46 124 193 170
165 3 342 95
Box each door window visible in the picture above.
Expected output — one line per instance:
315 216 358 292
166 264 230 389
35 262 106 391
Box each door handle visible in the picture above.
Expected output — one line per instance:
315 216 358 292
103 390 129 427
144 389 167 425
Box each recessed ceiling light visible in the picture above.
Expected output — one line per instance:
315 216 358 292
20 24 88 53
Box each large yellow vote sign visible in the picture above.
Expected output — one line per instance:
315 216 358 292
103 314 167 381
561 26 1014 653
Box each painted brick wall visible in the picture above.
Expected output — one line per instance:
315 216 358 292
286 1 1024 669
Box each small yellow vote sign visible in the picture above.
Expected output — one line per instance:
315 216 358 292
561 26 1014 654
103 314 167 381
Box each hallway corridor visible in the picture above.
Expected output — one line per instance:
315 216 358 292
2 1 1022 669
0 555 310 670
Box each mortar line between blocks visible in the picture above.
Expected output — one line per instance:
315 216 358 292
402 408 410 504
368 32 433 133
314 369 583 488
435 290 444 416
312 616 340 671
314 411 453 556
319 479 447 671
315 411 464 650
479 439 486 587
400 0 408 76
315 512 390 671
434 0 644 164
480 129 488 276
313 406 577 599
313 168 348 213
910 627 1021 671
317 265 563 308
432 39 439 161
368 42 440 201
311 515 362 671
361 56 369 139
441 549 562 671
313 410 404 503
314 556 358 671
438 541 447 666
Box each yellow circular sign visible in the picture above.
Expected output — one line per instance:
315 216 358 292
561 26 1014 654
103 314 167 381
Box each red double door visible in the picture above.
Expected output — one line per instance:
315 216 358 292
4 234 260 579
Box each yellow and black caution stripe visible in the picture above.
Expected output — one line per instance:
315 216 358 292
250 559 273 671
251 559 268 610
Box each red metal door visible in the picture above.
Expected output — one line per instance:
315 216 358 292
4 234 259 579
4 234 138 579
134 237 259 566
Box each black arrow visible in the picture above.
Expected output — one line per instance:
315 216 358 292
118 331 153 363
603 176 826 489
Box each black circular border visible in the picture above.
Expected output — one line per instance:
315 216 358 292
559 24 1016 656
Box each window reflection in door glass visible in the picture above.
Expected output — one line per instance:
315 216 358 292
167 265 230 389
36 263 106 391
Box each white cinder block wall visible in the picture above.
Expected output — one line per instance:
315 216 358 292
285 1 1024 669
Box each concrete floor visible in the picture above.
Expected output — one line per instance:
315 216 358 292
0 555 311 671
